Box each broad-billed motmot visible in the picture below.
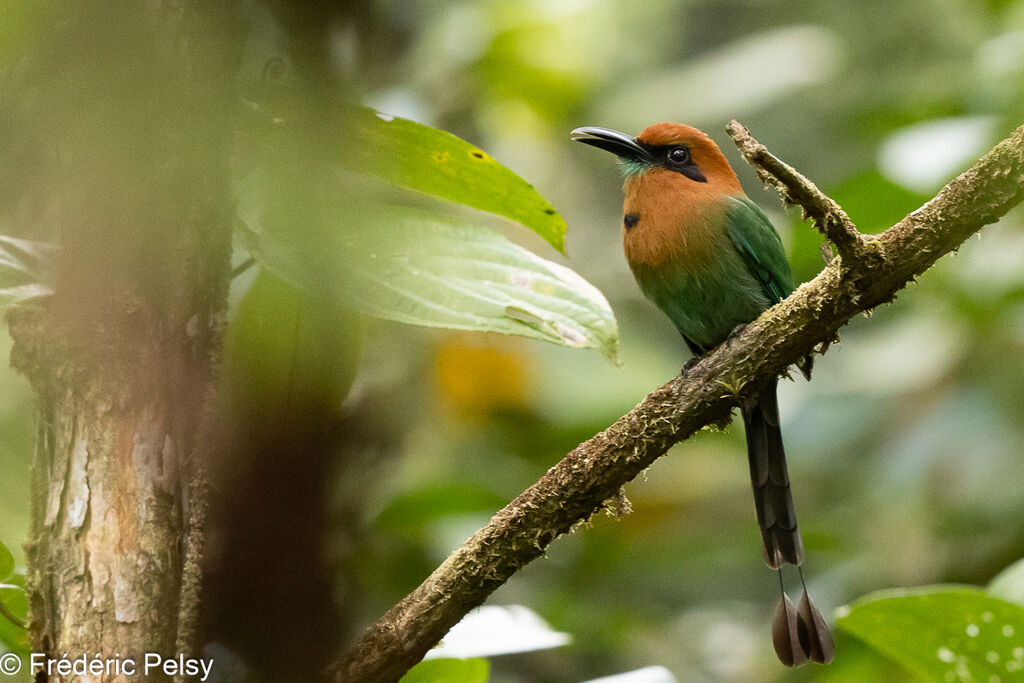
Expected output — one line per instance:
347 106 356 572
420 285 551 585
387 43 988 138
571 123 834 667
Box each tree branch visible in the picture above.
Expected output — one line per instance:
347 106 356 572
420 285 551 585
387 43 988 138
331 122 1024 682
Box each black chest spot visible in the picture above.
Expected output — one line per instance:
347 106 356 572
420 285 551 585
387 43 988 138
623 213 640 230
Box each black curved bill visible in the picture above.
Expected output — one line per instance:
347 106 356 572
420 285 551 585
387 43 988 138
570 126 654 163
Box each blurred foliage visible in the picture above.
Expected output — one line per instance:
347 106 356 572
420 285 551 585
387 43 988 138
0 0 1022 682
0 543 11 581
0 334 30 631
0 236 53 306
222 268 366 427
402 658 490 683
0 540 27 657
991 559 1024 606
0 575 27 658
233 79 615 359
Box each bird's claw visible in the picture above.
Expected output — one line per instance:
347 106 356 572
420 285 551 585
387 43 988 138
727 322 748 342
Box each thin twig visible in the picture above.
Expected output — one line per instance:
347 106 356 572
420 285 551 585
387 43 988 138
331 122 1024 683
725 120 879 270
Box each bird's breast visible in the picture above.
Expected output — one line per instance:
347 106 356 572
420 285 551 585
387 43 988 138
621 173 732 272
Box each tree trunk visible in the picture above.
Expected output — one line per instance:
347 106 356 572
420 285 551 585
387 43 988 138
5 2 238 678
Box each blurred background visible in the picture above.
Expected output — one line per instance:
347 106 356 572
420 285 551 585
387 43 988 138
2 0 1024 681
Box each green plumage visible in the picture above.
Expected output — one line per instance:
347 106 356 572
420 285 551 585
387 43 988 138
724 196 793 307
631 195 793 353
636 193 804 568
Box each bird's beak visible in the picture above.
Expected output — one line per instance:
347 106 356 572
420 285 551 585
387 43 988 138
570 126 654 163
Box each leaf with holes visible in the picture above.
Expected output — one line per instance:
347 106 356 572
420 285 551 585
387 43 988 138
837 586 1024 681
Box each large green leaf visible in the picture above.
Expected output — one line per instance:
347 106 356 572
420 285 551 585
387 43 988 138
837 586 1024 681
343 107 566 253
239 207 619 362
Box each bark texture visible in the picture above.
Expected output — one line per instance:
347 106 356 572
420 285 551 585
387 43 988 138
5 3 238 679
332 122 1024 682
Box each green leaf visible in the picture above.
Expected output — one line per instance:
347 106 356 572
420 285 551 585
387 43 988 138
240 206 619 362
811 631 923 682
837 586 1024 681
990 559 1024 608
222 270 365 421
342 107 566 253
0 573 28 655
0 543 11 581
400 658 489 683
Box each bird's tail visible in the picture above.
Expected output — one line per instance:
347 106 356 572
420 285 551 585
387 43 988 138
741 378 803 568
742 378 834 666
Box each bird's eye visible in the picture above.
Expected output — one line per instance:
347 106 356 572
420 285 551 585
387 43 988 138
667 147 690 164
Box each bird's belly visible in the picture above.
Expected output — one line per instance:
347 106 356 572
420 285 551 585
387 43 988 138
632 255 771 351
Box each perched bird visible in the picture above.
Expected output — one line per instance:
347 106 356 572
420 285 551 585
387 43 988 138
571 122 834 666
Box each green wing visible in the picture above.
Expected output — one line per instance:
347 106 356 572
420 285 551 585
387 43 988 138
724 196 794 305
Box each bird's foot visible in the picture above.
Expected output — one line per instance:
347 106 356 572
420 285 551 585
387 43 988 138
680 355 701 376
726 322 748 343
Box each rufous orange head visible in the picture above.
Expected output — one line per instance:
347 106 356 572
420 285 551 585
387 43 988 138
570 122 742 196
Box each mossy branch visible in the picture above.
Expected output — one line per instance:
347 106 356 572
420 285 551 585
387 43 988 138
331 122 1024 683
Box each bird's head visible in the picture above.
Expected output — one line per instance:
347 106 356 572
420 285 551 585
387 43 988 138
571 122 741 194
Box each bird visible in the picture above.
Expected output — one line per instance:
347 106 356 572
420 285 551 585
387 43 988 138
571 122 834 667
